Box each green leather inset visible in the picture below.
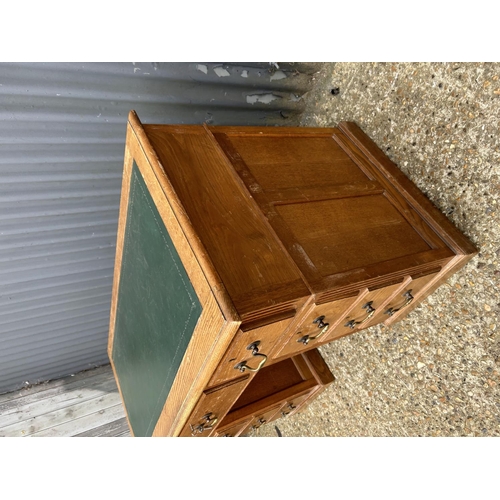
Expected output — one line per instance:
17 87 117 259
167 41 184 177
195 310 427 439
112 163 202 437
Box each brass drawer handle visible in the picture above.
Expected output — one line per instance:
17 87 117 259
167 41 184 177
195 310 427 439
384 291 414 317
234 341 268 373
297 315 330 345
252 418 267 430
344 301 376 329
190 412 218 435
281 403 297 417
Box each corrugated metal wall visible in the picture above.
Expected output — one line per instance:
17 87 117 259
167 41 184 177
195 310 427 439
0 62 322 394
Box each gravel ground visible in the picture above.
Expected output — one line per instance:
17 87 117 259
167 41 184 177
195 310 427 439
252 62 500 437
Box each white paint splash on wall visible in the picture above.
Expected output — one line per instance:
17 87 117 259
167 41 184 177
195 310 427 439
214 67 230 77
246 93 280 105
270 70 287 81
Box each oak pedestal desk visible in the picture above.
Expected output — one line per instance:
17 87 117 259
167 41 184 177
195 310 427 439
108 111 476 437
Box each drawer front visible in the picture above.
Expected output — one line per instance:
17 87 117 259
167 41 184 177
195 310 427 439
180 376 248 437
275 294 359 358
279 391 311 419
214 419 253 437
241 403 284 435
328 280 406 340
208 317 293 388
378 270 441 322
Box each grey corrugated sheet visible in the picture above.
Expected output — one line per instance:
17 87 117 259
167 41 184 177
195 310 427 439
0 62 322 394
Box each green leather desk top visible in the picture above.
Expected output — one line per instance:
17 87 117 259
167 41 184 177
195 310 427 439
112 163 202 436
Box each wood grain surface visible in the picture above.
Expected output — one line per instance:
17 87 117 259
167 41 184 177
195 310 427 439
108 113 477 438
143 123 310 320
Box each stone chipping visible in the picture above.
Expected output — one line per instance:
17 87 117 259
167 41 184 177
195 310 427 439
252 62 500 437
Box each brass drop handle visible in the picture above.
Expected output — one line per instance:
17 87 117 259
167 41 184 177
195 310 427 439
344 301 376 329
297 315 330 345
252 418 267 430
190 412 218 435
234 341 268 373
281 403 297 417
385 291 414 317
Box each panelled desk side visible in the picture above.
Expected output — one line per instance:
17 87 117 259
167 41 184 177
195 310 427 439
108 111 477 437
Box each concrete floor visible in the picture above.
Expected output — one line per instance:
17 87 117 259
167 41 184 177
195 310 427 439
254 62 500 437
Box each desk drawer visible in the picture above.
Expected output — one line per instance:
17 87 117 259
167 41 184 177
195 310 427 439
179 376 249 437
327 280 406 340
218 349 334 435
240 403 284 435
378 269 441 323
208 316 294 388
277 280 407 357
278 391 311 419
275 294 359 358
214 419 253 437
